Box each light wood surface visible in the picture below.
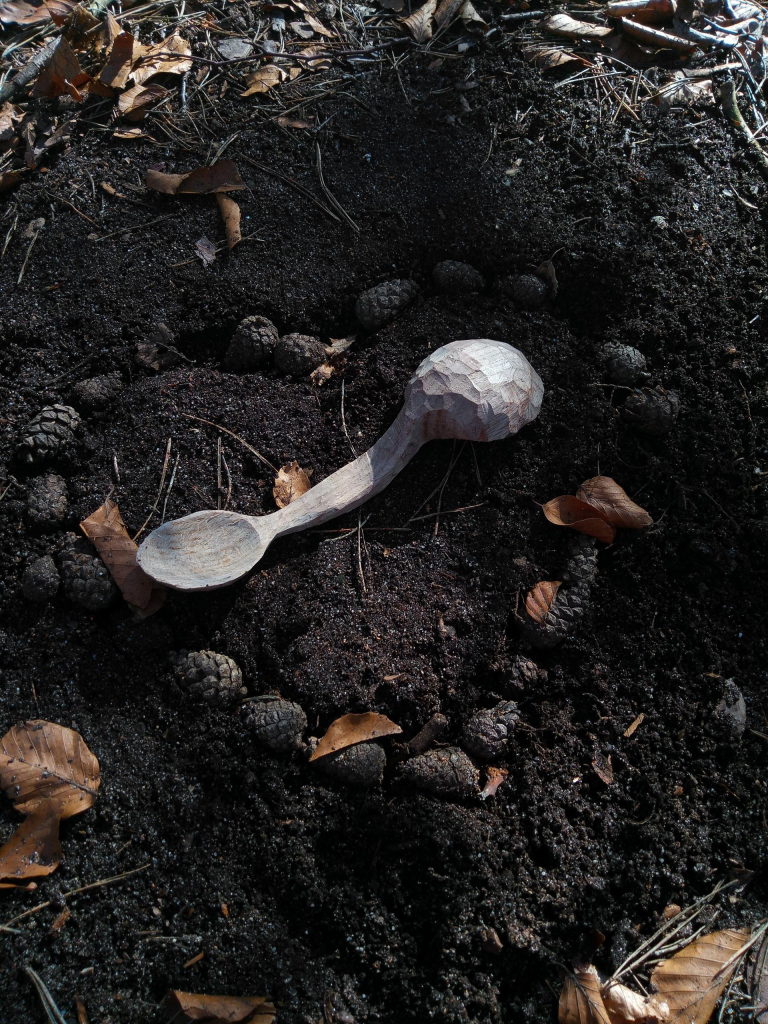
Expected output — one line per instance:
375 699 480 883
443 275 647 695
137 339 544 591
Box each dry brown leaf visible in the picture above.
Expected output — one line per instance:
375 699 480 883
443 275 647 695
601 981 666 1024
435 0 463 26
161 990 276 1023
542 13 613 40
30 37 88 100
75 995 89 1024
97 31 142 89
525 580 561 625
51 905 71 932
0 0 51 24
300 44 332 70
655 75 714 111
0 720 100 880
304 11 334 36
131 32 192 87
559 965 613 1024
576 477 653 529
195 235 217 266
523 46 584 71
273 461 311 508
664 904 682 920
623 713 645 738
217 193 242 250
650 928 751 1024
592 753 614 785
479 766 508 800
241 64 286 96
80 498 157 610
459 0 488 32
0 168 25 192
146 160 245 195
403 0 437 42
118 82 168 119
542 495 617 544
310 712 403 761
275 115 315 129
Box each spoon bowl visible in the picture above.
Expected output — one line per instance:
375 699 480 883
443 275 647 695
138 510 271 591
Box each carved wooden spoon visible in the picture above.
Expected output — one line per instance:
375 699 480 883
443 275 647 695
137 339 544 591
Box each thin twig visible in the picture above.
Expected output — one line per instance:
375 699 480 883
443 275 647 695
216 436 222 510
24 967 67 1024
1 212 18 261
17 224 41 285
161 454 180 524
238 153 339 222
92 214 175 243
315 142 360 232
132 438 172 542
221 452 232 510
180 412 277 473
3 863 151 930
720 79 768 179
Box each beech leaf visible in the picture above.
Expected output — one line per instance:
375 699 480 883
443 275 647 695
217 193 242 250
541 13 614 40
403 0 437 42
576 477 653 529
130 32 192 87
650 928 751 1024
310 712 402 761
0 721 100 880
80 498 159 611
273 461 311 508
559 965 613 1024
161 990 276 1023
241 65 286 96
601 981 666 1024
146 160 245 195
542 495 617 544
525 580 561 624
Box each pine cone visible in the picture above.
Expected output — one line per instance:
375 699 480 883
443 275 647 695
315 742 386 787
601 343 649 387
22 556 60 604
355 279 419 330
72 372 122 412
243 695 307 753
27 474 68 530
172 650 247 710
498 274 548 309
620 387 680 434
432 260 485 293
17 405 80 465
274 334 326 377
58 538 117 611
522 535 599 649
400 746 479 799
463 701 519 760
224 316 279 372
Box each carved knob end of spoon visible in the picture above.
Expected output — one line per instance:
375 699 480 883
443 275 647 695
406 339 543 443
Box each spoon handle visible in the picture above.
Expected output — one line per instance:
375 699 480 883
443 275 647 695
272 407 424 539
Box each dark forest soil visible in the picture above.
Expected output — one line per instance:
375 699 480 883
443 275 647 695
1 23 768 1024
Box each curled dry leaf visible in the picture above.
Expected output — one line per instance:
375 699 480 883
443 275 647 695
161 990 276 1024
523 45 584 71
559 964 612 1024
80 498 163 612
241 64 286 96
131 32 192 87
0 168 25 192
118 82 168 120
146 160 245 195
542 495 617 544
601 981 665 1024
576 477 652 529
479 766 508 800
273 461 311 508
0 720 100 880
30 37 88 100
655 75 714 112
310 712 403 762
403 0 437 42
195 236 217 267
525 580 561 625
97 31 141 89
591 753 614 785
650 928 751 1024
542 13 614 40
216 193 242 250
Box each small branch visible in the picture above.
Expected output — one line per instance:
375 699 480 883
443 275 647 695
720 79 768 179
